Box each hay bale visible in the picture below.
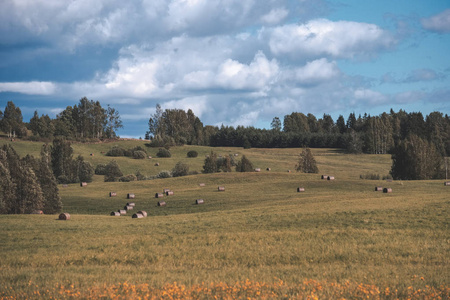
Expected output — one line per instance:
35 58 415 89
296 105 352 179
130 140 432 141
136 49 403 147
383 188 392 193
127 193 135 199
132 213 144 218
137 211 147 217
90 153 94 156
110 211 120 216
297 187 305 192
124 205 133 210
196 199 204 205
163 188 171 193
287 170 291 173
80 182 87 187
118 209 126 215
321 175 328 179
199 183 206 187
254 168 261 172
218 186 225 191
266 168 271 171
110 192 117 197
375 186 383 191
31 210 43 214
126 202 135 207
445 182 450 186
154 162 160 166
327 176 335 180
62 184 68 188
59 213 70 220
166 191 174 196
157 201 166 207
234 153 239 157
148 156 152 159
155 193 164 198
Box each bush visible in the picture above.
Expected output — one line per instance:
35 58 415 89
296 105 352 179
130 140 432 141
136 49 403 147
135 170 146 181
119 174 137 182
78 160 94 183
187 150 198 158
133 150 147 159
104 160 123 182
157 148 171 158
156 170 172 179
95 163 107 175
106 146 125 157
172 162 189 177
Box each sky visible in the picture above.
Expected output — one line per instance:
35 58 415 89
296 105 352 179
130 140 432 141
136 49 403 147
0 0 449 138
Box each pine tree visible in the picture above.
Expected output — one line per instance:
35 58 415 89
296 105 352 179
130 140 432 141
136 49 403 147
51 137 76 183
0 150 16 214
203 151 218 173
236 155 254 172
77 156 94 183
16 164 44 214
296 148 319 173
38 144 62 214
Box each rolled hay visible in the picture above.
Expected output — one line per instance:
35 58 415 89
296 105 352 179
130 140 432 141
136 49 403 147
196 199 204 205
137 211 148 217
383 188 392 193
31 210 43 214
266 168 271 171
154 162 160 166
110 192 117 197
375 186 383 191
132 213 144 218
287 170 291 173
218 186 225 191
166 191 174 196
327 176 335 180
155 193 164 198
80 182 87 187
148 156 152 159
445 182 450 186
62 184 68 188
124 205 133 210
199 183 206 187
321 175 328 179
127 193 135 199
110 211 121 216
118 209 126 215
157 201 166 207
126 202 135 207
234 153 239 157
59 213 70 220
254 168 261 172
163 188 171 193
297 187 305 192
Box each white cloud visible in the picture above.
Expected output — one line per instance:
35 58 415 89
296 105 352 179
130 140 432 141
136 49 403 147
421 9 450 33
267 19 396 60
0 81 56 95
294 58 340 85
260 7 289 25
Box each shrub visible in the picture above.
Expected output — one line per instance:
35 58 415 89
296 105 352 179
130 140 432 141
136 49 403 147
106 146 125 157
95 163 107 175
133 150 147 159
104 160 123 182
119 174 137 182
172 162 189 177
157 148 171 158
78 160 94 183
135 170 146 181
156 170 172 179
187 150 198 158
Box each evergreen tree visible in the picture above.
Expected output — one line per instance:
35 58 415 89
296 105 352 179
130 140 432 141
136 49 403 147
0 150 16 214
236 155 254 172
51 137 76 183
296 148 319 173
203 151 218 173
271 117 282 131
38 144 62 214
17 165 44 214
77 156 94 183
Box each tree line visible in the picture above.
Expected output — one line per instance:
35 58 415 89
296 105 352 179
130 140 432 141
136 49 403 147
0 98 123 140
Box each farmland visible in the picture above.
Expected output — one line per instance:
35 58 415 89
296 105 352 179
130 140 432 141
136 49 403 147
0 139 449 299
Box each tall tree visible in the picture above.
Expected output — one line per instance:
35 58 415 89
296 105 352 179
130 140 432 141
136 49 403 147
105 105 123 139
38 144 62 214
271 117 282 131
1 101 26 137
0 149 16 214
203 151 218 173
236 155 254 172
296 148 319 173
51 137 76 183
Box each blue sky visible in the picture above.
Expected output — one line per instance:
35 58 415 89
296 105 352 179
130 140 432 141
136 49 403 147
0 0 449 138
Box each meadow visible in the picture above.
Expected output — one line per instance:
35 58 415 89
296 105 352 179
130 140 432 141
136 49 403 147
0 139 448 299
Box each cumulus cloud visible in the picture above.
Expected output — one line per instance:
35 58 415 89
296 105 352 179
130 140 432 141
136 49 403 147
421 9 450 33
294 58 340 85
266 19 396 60
0 81 56 95
260 7 289 25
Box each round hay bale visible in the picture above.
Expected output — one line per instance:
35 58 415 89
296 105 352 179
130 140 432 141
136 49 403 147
218 186 225 191
148 156 152 159
383 188 392 193
297 187 305 192
90 153 94 156
266 168 271 171
254 168 261 172
321 175 328 179
155 193 164 198
199 183 206 187
31 210 43 214
163 188 171 193
126 202 135 207
110 192 117 197
127 193 135 199
287 170 291 173
80 182 87 187
157 201 166 207
118 209 126 215
59 213 70 220
166 191 174 196
62 184 68 188
154 162 160 166
137 211 147 217
196 199 204 205
234 153 239 157
132 213 144 218
124 205 133 210
110 211 121 216
445 182 450 186
375 186 383 192
327 176 335 180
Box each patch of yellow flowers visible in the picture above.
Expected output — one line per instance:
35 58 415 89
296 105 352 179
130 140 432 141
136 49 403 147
1 279 448 299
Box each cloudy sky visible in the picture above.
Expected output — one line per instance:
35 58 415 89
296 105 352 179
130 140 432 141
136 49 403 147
1 0 449 138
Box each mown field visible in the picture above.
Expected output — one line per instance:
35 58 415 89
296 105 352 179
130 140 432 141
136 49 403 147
0 139 448 299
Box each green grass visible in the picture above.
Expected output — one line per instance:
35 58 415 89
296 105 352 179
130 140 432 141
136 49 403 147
0 139 448 298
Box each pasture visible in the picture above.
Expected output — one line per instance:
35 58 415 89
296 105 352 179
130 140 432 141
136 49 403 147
0 140 448 299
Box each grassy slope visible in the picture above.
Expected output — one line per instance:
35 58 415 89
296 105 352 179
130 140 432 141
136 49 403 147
0 139 448 296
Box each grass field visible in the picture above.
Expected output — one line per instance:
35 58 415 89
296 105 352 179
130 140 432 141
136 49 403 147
0 139 448 299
